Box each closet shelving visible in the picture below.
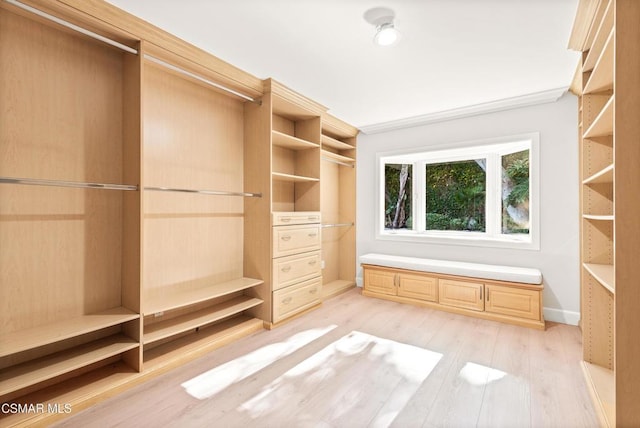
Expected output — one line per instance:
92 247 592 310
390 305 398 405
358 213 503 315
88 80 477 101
0 0 143 409
320 114 358 299
570 0 640 426
141 54 264 367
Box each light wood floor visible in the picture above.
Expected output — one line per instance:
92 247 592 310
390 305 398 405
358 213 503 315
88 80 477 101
54 289 598 428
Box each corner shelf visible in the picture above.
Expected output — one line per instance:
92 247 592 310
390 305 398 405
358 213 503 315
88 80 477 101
272 130 319 150
583 263 615 294
584 96 614 138
583 0 614 72
583 29 614 94
0 307 139 358
582 361 615 427
0 334 138 397
583 214 614 221
143 296 263 344
583 164 614 185
144 277 263 315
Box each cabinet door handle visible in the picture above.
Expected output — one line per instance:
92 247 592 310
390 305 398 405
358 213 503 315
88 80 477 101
480 287 483 300
282 297 293 304
281 266 291 273
486 290 490 302
281 235 291 241
308 260 317 265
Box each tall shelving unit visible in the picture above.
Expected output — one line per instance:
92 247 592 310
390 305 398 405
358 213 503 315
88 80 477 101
0 0 142 407
570 0 640 426
320 114 358 299
244 80 326 326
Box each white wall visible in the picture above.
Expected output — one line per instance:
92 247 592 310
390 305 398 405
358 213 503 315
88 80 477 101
356 93 580 324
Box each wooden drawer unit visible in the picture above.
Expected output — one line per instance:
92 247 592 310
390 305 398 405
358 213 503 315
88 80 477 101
272 211 321 226
363 266 397 296
272 250 321 291
273 278 322 323
485 284 541 321
398 273 438 302
272 224 321 257
438 279 484 312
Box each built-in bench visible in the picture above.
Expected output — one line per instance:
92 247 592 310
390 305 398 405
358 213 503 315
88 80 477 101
360 253 544 329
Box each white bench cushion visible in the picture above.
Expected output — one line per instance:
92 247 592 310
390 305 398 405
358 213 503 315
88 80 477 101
360 253 542 285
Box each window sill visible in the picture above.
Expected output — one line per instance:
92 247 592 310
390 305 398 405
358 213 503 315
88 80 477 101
377 229 539 251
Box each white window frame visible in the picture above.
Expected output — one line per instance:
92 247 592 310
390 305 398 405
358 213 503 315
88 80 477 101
376 133 540 250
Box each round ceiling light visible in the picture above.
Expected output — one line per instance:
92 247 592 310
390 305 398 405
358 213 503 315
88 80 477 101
364 7 401 47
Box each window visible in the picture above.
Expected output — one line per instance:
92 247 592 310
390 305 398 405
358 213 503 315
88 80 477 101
378 133 539 249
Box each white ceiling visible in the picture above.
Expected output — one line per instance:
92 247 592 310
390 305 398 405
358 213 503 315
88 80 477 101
106 0 580 129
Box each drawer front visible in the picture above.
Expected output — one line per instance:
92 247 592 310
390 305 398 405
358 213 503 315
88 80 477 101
273 224 321 257
363 266 397 296
485 284 541 321
272 211 321 226
273 278 322 323
273 251 321 290
439 279 484 311
398 273 438 302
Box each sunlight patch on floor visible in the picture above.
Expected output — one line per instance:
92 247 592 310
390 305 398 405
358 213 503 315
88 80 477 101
459 361 507 386
181 325 337 399
237 331 443 425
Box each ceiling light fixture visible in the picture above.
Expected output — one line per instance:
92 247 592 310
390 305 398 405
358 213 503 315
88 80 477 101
364 7 401 47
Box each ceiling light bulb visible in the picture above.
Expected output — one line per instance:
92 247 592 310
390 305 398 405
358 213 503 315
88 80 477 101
375 23 399 46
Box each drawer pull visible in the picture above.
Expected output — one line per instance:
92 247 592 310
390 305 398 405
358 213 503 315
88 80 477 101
281 266 291 273
308 216 319 220
309 288 318 294
308 233 317 237
280 217 291 222
281 235 292 241
308 260 317 265
282 297 293 304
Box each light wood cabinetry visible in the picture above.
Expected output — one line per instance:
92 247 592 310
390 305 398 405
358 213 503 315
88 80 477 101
244 82 358 326
569 1 640 426
320 114 358 299
439 279 484 312
362 265 544 329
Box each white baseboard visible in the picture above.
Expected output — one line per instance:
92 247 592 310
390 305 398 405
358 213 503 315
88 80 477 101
543 307 580 326
355 276 363 287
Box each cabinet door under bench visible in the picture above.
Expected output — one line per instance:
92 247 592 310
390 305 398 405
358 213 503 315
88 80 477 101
361 264 544 329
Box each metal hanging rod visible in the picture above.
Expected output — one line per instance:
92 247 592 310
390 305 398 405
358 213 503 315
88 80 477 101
322 156 354 168
145 186 261 198
4 0 138 55
144 55 261 105
321 222 354 229
0 176 138 191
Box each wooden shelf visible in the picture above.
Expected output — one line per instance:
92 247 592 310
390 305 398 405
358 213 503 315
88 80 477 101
582 361 615 427
584 263 615 294
143 316 263 370
144 277 263 315
321 134 354 151
584 96 614 138
583 163 614 184
143 296 263 344
322 149 355 164
322 279 356 300
272 172 319 183
584 29 614 94
272 130 319 150
584 0 614 72
0 307 139 358
583 214 614 221
0 334 138 397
